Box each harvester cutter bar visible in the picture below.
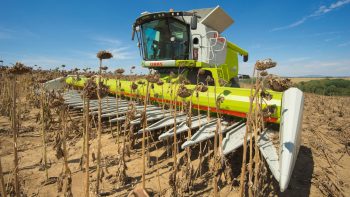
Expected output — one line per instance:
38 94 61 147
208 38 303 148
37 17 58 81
258 130 280 182
221 123 247 155
130 111 173 126
108 108 164 123
181 121 244 149
137 114 188 134
102 106 162 119
158 115 211 141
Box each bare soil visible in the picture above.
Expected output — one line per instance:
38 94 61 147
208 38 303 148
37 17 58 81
0 93 349 196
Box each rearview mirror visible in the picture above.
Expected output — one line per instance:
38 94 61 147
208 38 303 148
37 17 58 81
191 15 198 30
132 29 135 40
243 55 248 62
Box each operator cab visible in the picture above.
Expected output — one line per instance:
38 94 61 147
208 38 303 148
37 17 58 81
131 6 249 87
141 18 190 60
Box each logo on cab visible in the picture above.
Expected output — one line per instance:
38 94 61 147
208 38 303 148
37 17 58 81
149 62 163 66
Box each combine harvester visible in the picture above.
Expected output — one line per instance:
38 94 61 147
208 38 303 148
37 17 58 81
47 6 304 192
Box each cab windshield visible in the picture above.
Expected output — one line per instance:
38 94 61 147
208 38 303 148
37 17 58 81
141 18 189 61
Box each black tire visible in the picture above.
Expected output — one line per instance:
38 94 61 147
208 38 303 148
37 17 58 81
230 77 240 88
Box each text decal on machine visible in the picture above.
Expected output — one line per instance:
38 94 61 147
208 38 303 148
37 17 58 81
149 62 163 66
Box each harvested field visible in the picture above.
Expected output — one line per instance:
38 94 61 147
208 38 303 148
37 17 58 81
0 69 349 196
289 78 350 84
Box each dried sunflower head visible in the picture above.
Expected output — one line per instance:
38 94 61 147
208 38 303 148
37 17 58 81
115 68 125 75
261 91 273 101
255 58 276 71
73 68 80 72
7 62 32 75
50 97 66 108
100 66 108 71
97 50 113 60
196 83 208 93
156 80 164 86
85 72 94 78
216 96 225 107
83 79 108 99
262 105 277 117
218 78 228 86
260 71 268 77
177 84 192 98
146 73 160 83
179 75 190 85
137 80 145 85
131 82 138 90
37 78 48 83
0 66 8 72
267 77 291 92
98 81 109 97
49 92 67 109
83 79 97 99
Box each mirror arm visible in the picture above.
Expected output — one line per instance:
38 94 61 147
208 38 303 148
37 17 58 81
131 25 135 40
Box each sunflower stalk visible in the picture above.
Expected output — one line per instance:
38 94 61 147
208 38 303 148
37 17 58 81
81 93 86 171
115 80 120 152
141 81 150 189
11 76 20 197
60 103 72 196
95 50 113 193
95 59 103 193
84 97 90 197
40 85 49 181
239 59 276 196
0 152 7 197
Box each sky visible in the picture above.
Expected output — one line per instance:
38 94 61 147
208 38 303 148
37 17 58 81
1 0 350 77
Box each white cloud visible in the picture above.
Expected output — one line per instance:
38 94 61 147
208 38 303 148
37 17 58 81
324 36 339 42
109 47 138 60
239 58 350 77
272 0 350 31
88 36 139 60
0 26 39 40
272 17 308 31
93 36 121 46
273 59 350 76
312 0 350 16
287 57 311 62
338 41 350 47
72 46 138 61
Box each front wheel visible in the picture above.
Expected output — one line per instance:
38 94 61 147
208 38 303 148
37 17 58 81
230 77 240 88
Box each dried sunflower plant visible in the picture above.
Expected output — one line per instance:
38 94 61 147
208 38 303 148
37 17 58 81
6 62 32 197
177 82 195 194
194 69 209 178
95 50 113 194
50 92 74 197
114 68 125 152
82 78 99 197
239 58 290 197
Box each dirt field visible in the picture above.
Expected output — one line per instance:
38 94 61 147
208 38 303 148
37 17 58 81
289 77 350 83
0 76 349 196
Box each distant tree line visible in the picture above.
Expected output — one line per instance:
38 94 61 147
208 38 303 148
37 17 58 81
296 79 350 96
